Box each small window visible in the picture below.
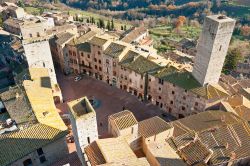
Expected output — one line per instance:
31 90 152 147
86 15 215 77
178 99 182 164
170 101 173 105
81 52 84 57
159 96 161 100
94 58 97 62
99 60 101 64
159 87 161 91
149 78 151 82
87 137 90 144
195 102 198 106
87 54 90 58
106 59 109 64
129 79 132 83
39 156 46 163
182 106 185 111
99 67 102 71
172 91 175 95
23 159 32 166
140 85 143 89
183 96 186 100
95 65 97 69
98 51 101 55
219 45 222 51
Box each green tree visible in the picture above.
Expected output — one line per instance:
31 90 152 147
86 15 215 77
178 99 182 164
91 17 95 24
106 20 111 30
121 25 124 30
124 24 127 31
223 48 243 74
111 19 114 30
99 19 105 28
17 0 25 8
87 18 90 23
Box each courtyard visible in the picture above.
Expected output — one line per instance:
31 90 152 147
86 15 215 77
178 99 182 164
55 71 175 138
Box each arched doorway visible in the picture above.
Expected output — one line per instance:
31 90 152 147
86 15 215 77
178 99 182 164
148 95 152 101
178 114 185 119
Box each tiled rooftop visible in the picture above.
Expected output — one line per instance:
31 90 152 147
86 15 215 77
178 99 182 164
169 111 250 165
89 36 108 46
121 26 147 43
55 32 75 45
139 116 172 138
0 86 36 125
109 110 138 130
23 68 67 131
103 42 126 58
0 123 67 166
122 55 161 74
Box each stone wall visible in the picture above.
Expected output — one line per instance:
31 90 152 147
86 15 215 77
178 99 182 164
11 137 68 166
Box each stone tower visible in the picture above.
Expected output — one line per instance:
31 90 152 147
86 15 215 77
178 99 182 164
192 15 236 86
67 97 98 165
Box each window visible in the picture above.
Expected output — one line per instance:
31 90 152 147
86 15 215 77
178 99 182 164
99 60 101 64
82 61 85 65
159 96 162 100
125 76 127 80
81 52 84 57
195 102 198 106
29 34 32 38
43 62 45 67
182 106 185 111
140 85 143 89
95 65 97 69
159 87 161 91
39 156 46 163
183 96 186 100
172 91 175 95
98 51 101 55
169 108 172 113
113 71 116 76
23 159 32 166
37 32 40 37
94 58 97 62
106 59 109 64
170 100 173 105
99 67 102 71
149 78 151 82
129 79 132 83
160 103 163 108
158 79 164 85
87 54 90 58
219 45 222 51
87 137 90 144
37 148 44 156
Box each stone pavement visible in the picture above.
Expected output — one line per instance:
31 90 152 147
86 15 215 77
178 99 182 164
56 71 175 138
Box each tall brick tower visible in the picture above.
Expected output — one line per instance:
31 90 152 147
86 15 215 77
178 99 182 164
192 15 236 86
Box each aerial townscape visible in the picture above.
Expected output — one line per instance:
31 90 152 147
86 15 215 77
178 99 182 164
0 0 250 166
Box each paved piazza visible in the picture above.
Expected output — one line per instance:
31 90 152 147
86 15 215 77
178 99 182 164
56 71 175 137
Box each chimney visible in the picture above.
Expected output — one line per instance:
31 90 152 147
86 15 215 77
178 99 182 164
15 92 20 99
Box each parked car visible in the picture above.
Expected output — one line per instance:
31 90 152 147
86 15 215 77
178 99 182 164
74 76 82 82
